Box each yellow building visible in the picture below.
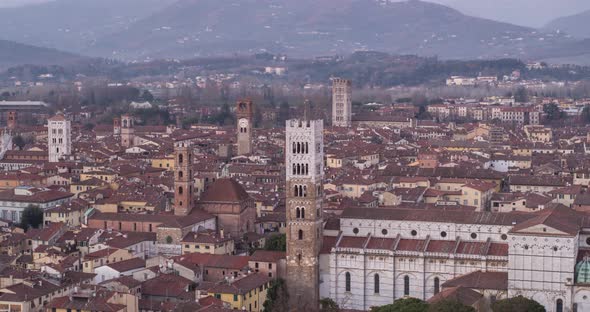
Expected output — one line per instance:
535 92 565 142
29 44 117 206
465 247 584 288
151 155 175 171
69 178 109 196
208 273 272 311
181 230 235 255
44 199 89 228
80 171 117 183
82 247 134 273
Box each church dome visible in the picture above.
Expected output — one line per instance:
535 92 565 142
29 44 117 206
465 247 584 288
200 178 250 203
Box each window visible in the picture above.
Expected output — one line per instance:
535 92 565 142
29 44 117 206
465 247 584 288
345 272 351 292
353 228 359 235
471 233 477 239
434 277 440 295
556 299 563 312
298 230 303 240
501 234 508 240
374 274 380 294
233 294 238 301
403 275 410 296
440 231 447 238
382 229 388 235
411 230 417 236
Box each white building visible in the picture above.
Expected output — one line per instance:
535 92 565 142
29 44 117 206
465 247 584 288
321 205 590 312
332 78 352 127
48 112 71 162
0 186 73 222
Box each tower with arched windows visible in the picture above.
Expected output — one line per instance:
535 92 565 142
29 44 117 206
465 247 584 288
120 114 135 148
285 115 324 310
174 141 193 216
47 112 71 163
236 100 253 156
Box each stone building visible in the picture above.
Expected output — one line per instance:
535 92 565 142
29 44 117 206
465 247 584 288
236 100 253 156
7 111 16 130
198 178 255 238
47 112 71 163
120 114 135 148
174 141 194 216
321 205 590 312
285 116 324 310
332 78 352 127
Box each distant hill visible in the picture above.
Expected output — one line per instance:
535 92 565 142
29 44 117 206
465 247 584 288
545 10 590 39
2 0 590 63
0 0 177 53
89 0 590 61
0 39 86 69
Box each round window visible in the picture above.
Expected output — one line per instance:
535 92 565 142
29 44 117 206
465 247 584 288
471 233 477 239
411 230 417 236
524 244 529 250
553 246 558 252
440 231 447 238
353 228 359 235
382 229 388 235
586 237 590 245
501 234 508 240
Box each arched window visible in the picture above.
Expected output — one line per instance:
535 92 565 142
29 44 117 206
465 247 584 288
178 171 183 178
296 208 300 219
300 208 305 219
297 253 302 262
403 275 410 296
298 229 303 240
292 142 296 153
345 272 351 292
302 185 307 197
434 277 440 295
556 299 563 312
296 164 301 175
178 186 183 195
178 154 183 164
294 185 299 197
305 164 309 175
305 142 309 154
374 274 380 294
297 142 301 154
292 164 296 175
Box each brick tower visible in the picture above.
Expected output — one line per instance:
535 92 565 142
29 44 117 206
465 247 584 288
7 111 17 130
113 117 121 136
120 114 134 148
174 142 193 216
285 112 324 311
236 100 253 156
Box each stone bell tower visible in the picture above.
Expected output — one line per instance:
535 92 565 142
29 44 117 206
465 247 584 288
285 108 324 311
174 141 194 216
236 100 253 156
120 114 135 148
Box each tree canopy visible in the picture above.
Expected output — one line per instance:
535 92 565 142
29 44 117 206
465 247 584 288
427 300 476 312
370 298 429 312
20 205 44 231
264 234 286 252
491 296 546 312
262 278 289 312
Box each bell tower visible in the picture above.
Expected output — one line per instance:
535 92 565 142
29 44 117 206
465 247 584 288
174 142 194 216
285 113 324 311
120 114 135 148
236 100 253 156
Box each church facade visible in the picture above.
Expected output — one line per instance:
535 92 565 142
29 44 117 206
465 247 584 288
320 206 590 312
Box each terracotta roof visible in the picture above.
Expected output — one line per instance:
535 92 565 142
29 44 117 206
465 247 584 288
250 250 285 262
442 271 508 290
200 178 250 202
105 257 145 272
207 273 271 295
427 286 483 306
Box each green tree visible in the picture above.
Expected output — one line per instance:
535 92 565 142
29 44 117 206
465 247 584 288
320 298 340 312
428 300 475 312
264 234 286 251
543 103 564 121
491 296 545 312
263 278 289 312
83 122 95 131
20 205 44 231
12 135 25 150
371 298 429 312
514 86 529 103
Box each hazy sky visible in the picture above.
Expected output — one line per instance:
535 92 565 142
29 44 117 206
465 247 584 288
1 0 590 28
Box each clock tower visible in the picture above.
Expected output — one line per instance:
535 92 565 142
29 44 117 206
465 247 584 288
236 100 253 156
285 113 324 311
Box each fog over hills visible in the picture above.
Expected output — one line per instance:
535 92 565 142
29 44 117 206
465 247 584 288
2 0 590 65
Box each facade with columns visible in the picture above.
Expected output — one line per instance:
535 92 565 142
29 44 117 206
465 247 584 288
320 206 590 312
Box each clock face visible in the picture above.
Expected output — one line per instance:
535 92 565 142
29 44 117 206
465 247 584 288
239 118 249 128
